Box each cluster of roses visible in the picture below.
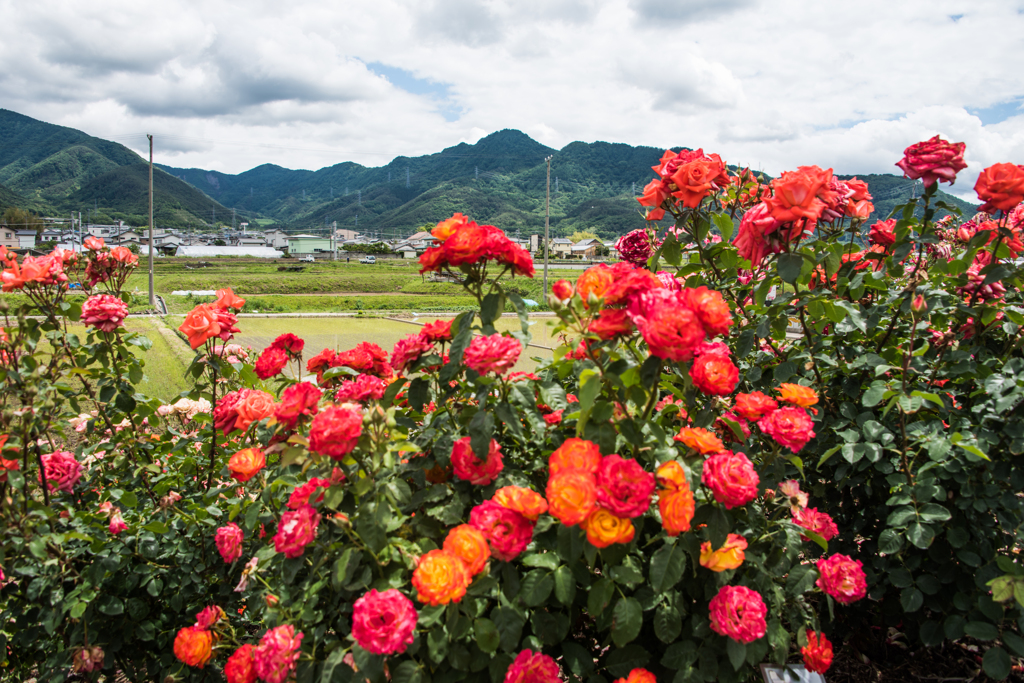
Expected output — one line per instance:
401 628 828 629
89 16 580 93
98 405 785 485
544 438 653 548
551 261 733 365
636 148 732 220
419 212 534 277
81 236 139 290
412 484 547 605
732 167 874 269
0 245 72 292
253 332 304 380
178 288 246 350
175 605 304 683
390 319 453 375
307 341 392 386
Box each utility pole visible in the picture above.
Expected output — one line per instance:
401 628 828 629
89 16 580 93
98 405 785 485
148 134 155 308
544 155 552 297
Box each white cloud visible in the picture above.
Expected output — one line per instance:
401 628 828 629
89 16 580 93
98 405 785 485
0 0 1022 190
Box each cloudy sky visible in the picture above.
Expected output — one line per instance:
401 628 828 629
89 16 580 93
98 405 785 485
3 0 1023 199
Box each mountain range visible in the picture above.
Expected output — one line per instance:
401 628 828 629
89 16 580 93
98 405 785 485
0 108 978 238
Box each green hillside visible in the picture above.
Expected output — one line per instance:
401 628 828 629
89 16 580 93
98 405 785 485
836 174 978 223
0 109 232 227
68 164 232 228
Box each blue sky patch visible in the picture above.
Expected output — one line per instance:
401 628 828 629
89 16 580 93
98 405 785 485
367 62 461 121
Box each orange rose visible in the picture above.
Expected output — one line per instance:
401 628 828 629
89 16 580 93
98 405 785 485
670 156 726 208
214 287 246 311
975 162 1024 213
549 438 602 476
656 461 688 490
673 427 724 455
179 304 222 350
443 524 491 575
777 383 818 408
174 626 214 668
575 264 615 306
689 354 739 396
734 391 779 420
658 485 695 536
228 448 266 482
493 486 549 521
235 390 277 431
411 549 471 605
581 507 635 548
767 166 831 224
616 669 657 683
432 213 469 241
699 533 748 571
545 470 597 526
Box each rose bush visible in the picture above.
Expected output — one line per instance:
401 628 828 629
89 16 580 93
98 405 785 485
2 135 1024 683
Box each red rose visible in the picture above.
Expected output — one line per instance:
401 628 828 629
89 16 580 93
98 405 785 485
463 334 521 376
627 289 706 362
333 374 386 404
391 332 435 375
271 333 304 355
273 505 320 558
551 279 574 300
255 346 289 379
701 451 758 509
469 500 534 561
816 553 867 604
734 202 784 268
734 392 778 420
801 630 833 674
589 308 635 340
421 319 453 342
868 219 896 247
308 405 363 459
689 352 739 396
768 165 832 225
274 382 322 429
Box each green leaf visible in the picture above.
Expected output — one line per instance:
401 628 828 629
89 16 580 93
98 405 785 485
491 606 525 653
726 639 746 672
96 595 123 616
519 569 554 607
587 578 615 617
553 566 576 606
521 553 559 570
468 409 495 460
654 602 682 644
604 645 650 678
900 587 924 613
906 522 936 549
713 213 735 243
964 621 999 641
1002 631 1024 657
661 641 697 670
863 384 886 407
878 529 902 555
777 253 804 284
474 619 500 654
561 642 596 676
649 543 687 593
611 598 643 647
983 646 1012 680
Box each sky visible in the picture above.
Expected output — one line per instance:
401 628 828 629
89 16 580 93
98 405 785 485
3 0 1024 201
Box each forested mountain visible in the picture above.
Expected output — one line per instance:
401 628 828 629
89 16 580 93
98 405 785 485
1 108 978 237
0 109 230 226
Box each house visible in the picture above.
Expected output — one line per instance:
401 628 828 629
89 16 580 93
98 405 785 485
234 236 266 247
571 238 603 259
550 238 573 258
265 230 289 249
16 230 37 248
1 227 20 250
287 234 335 257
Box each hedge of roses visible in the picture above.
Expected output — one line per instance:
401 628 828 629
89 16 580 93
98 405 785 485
1 141 1024 683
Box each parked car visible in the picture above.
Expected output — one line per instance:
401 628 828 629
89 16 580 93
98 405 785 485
359 255 377 264
299 255 315 263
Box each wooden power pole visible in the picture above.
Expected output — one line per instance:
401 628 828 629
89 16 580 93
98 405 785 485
544 155 552 297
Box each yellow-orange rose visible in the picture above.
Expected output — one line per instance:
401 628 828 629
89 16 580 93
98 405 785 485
493 486 548 521
699 533 748 572
235 390 277 431
582 507 635 548
656 461 688 490
443 525 491 576
411 549 471 606
545 470 597 526
777 383 818 408
548 438 602 476
228 448 266 482
173 626 214 668
673 427 724 455
658 486 695 536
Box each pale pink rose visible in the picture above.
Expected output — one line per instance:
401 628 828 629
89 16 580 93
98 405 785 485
109 509 128 535
81 294 129 333
216 523 245 563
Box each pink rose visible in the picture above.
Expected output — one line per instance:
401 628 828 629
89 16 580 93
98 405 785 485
504 650 561 683
451 436 504 485
463 334 522 376
895 135 967 188
757 406 816 453
273 505 320 559
38 451 82 493
469 501 534 562
708 585 767 643
254 624 304 683
816 554 867 604
595 455 655 519
108 509 128 535
216 523 245 563
81 294 129 333
701 451 759 509
351 588 418 655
